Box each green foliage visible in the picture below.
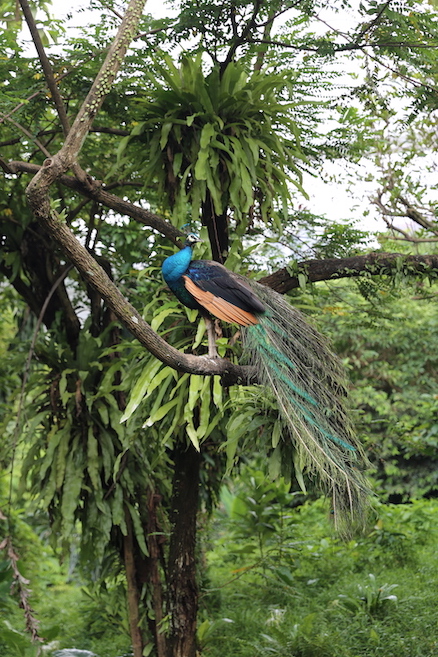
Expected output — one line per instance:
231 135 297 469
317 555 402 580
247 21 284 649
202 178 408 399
307 275 438 501
116 54 306 229
338 573 398 617
203 495 438 657
120 266 229 453
258 613 334 657
219 468 298 559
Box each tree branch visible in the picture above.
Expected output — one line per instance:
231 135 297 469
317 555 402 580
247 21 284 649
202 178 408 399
259 252 438 294
2 159 183 244
18 0 70 136
6 157 438 298
15 1 253 385
26 0 145 197
221 0 264 71
26 205 254 381
0 114 52 157
249 38 438 54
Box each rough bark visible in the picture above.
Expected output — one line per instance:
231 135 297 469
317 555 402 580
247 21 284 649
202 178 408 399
166 444 202 657
259 252 438 294
202 192 229 263
123 508 145 657
144 489 167 657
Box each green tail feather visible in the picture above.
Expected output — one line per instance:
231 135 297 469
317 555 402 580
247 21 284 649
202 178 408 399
243 281 370 527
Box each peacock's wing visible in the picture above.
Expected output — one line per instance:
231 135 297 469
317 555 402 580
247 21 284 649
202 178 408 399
184 260 265 325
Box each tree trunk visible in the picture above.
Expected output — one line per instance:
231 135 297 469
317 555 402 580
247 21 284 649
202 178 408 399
143 488 167 657
123 508 145 657
166 442 202 657
201 193 228 262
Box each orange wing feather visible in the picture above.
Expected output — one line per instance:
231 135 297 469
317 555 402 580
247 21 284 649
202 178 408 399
183 275 260 326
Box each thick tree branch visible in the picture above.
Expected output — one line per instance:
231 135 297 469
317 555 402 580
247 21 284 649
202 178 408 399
371 187 438 240
260 252 438 294
27 205 252 381
14 1 252 385
25 0 146 201
2 159 183 244
5 158 438 300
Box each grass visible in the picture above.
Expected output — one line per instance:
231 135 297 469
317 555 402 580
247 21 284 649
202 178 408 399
201 493 438 657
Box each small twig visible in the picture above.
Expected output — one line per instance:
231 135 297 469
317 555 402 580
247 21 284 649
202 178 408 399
221 0 264 71
18 0 70 136
0 113 52 157
250 38 438 54
0 537 43 644
352 0 392 45
256 0 303 29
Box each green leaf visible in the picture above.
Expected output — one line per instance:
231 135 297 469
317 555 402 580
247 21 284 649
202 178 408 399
151 306 179 331
213 376 223 408
269 446 282 480
186 418 200 451
160 121 173 150
55 424 71 489
173 151 183 177
188 374 203 411
145 366 175 400
126 502 148 556
197 378 211 436
194 148 209 181
144 398 179 427
192 317 206 349
200 122 216 149
298 272 307 290
272 422 281 448
110 485 126 532
61 445 83 537
121 359 164 422
87 427 100 490
293 451 307 494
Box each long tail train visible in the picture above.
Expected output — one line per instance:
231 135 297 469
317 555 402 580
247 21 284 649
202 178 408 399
242 280 370 526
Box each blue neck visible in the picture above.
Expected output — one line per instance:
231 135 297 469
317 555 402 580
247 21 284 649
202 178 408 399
162 245 193 283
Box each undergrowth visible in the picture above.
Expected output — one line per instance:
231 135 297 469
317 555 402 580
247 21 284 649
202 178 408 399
200 470 438 657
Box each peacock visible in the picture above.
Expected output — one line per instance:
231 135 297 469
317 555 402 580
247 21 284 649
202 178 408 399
162 233 370 524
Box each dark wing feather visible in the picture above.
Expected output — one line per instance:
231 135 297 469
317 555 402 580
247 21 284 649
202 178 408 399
183 276 260 326
187 260 265 315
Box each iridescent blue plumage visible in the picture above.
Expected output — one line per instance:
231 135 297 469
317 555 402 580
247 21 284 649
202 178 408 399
162 235 369 526
162 244 203 310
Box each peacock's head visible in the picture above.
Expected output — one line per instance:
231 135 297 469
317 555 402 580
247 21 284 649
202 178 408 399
184 233 202 247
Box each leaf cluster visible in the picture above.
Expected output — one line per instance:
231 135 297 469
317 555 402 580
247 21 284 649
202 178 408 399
116 53 306 230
